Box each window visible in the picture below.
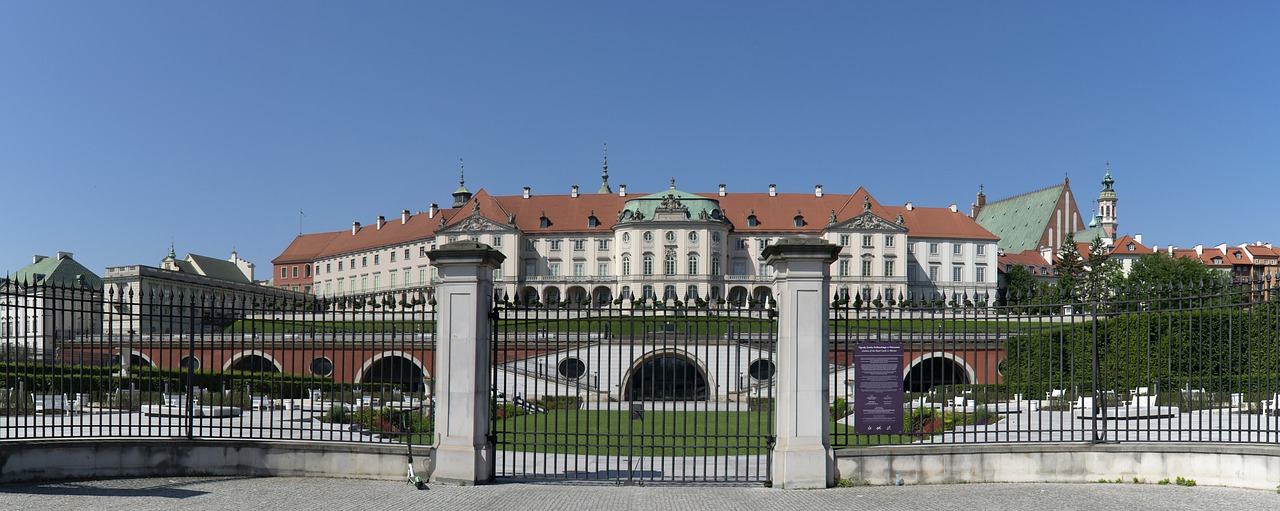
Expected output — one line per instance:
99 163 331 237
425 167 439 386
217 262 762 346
549 262 560 277
976 244 985 256
953 244 962 255
598 239 609 250
492 236 502 248
325 282 331 295
861 260 872 276
494 267 503 280
663 285 677 301
597 262 609 277
929 243 939 255
794 214 804 228
643 254 654 275
573 262 584 277
688 254 699 275
747 214 758 227
688 231 698 242
281 267 287 279
622 233 631 244
405 248 411 259
665 231 675 242
710 257 721 276
732 261 747 275
884 235 894 247
643 231 653 242
373 275 380 291
361 276 368 292
549 240 561 251
736 239 748 250
362 256 368 268
883 260 894 277
373 254 380 265
587 215 599 228
686 285 699 300
305 264 311 277
390 272 397 289
350 258 356 269
929 266 939 281
976 267 986 283
524 260 536 276
621 254 631 275
420 246 428 257
642 285 655 301
526 239 536 251
664 251 676 276
712 232 720 243
758 239 769 252
349 280 355 294
338 261 343 271
406 270 413 287
839 234 850 247
573 239 585 251
420 268 427 285
390 252 396 263
862 235 873 247
326 263 332 273
838 260 850 276
953 266 962 282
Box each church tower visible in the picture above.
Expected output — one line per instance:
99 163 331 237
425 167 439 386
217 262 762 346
452 159 472 208
1097 163 1118 239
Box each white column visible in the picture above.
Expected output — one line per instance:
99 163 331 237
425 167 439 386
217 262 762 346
427 241 505 485
764 236 840 489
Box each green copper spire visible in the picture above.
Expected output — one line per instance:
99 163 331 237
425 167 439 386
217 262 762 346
597 143 612 194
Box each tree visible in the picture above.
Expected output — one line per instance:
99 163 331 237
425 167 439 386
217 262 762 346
1054 233 1085 301
1083 237 1122 304
1003 264 1037 304
1124 252 1222 290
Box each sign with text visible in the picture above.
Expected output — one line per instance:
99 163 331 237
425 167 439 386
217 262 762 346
853 343 904 434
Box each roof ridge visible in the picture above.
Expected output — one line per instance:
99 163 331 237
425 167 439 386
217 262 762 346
985 183 1065 205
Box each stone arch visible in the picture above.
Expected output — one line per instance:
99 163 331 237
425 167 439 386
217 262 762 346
542 286 562 304
121 350 153 368
620 349 714 401
752 286 773 306
592 286 613 305
520 286 539 305
224 351 283 373
728 286 749 306
355 351 429 392
902 352 975 393
566 286 588 305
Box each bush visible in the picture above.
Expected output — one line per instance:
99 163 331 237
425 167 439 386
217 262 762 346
746 397 773 412
536 396 581 410
0 389 35 415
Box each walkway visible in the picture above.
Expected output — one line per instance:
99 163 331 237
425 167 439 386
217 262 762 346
1 477 1276 511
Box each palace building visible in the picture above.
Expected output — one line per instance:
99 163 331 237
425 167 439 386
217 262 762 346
273 163 1000 306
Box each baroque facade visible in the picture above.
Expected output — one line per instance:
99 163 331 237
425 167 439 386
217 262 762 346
275 171 1000 307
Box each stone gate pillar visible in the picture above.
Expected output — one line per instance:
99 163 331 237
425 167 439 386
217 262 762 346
427 241 504 485
763 236 840 489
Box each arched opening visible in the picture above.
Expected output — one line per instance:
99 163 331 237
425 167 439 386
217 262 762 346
902 355 971 393
752 286 773 307
359 354 427 391
566 286 588 305
592 286 613 306
227 354 282 373
542 286 561 305
728 286 749 307
520 286 539 305
624 354 710 401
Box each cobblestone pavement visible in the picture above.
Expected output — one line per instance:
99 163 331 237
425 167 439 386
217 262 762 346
1 477 1278 511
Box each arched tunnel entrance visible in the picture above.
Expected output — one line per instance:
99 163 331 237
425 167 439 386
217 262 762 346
903 355 971 393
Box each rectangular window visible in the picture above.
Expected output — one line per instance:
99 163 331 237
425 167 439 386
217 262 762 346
405 248 411 260
976 244 985 256
953 244 962 255
390 252 396 263
737 239 748 250
953 266 962 282
389 272 396 289
976 266 986 283
688 256 698 275
526 239 536 251
406 269 413 287
362 256 368 268
420 246 428 257
325 282 331 296
838 260 850 276
884 235 894 247
373 275 380 291
758 239 769 251
419 268 427 285
839 234 850 247
348 279 355 294
492 236 502 248
549 262 560 276
494 267 503 280
597 262 609 277
573 239 585 251
733 261 746 275
861 260 872 276
326 263 331 273
598 239 609 250
338 261 344 271
361 276 368 292
929 243 939 255
525 261 536 276
374 254 380 265
862 235 873 247
711 258 721 276
929 266 939 281
884 260 894 277
573 262 584 277
549 240 561 251
281 267 287 279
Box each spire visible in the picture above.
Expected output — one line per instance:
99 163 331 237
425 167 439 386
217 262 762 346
452 158 472 208
167 241 176 259
597 143 612 194
1101 161 1114 191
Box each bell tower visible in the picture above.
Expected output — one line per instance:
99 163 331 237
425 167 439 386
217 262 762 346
1097 162 1118 238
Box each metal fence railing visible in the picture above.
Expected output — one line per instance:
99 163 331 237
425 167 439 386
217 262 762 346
829 279 1280 447
0 279 435 445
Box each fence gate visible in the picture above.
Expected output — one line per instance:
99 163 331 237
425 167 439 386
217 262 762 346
490 302 777 485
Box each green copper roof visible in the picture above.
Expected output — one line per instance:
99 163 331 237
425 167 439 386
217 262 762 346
8 254 102 290
973 185 1064 253
617 187 727 224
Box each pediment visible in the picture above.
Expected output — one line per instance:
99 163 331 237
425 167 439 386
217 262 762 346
830 211 907 233
439 213 515 233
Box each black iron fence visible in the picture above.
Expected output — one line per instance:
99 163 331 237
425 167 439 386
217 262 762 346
830 279 1280 447
490 299 777 484
0 278 435 444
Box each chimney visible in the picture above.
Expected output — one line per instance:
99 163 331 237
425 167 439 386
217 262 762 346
56 251 73 260
33 254 48 264
1194 244 1203 256
1040 246 1054 264
376 216 386 230
428 203 439 218
949 204 958 213
619 184 627 197
402 209 410 224
571 185 579 198
718 184 726 197
523 186 531 199
768 184 777 197
352 222 361 235
905 202 913 211
815 185 823 198
1134 233 1142 244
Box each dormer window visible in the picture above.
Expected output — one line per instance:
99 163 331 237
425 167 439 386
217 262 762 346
540 211 550 229
747 209 758 228
793 211 804 228
588 213 599 228
1127 243 1135 251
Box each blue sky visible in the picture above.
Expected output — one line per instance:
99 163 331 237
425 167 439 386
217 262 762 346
2 2 1277 278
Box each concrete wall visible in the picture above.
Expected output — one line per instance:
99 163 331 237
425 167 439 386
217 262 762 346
836 443 1280 491
0 440 415 483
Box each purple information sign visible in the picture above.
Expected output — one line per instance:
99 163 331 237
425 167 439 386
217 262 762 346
853 343 904 434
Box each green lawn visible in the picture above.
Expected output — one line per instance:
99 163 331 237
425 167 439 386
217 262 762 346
223 319 435 334
487 409 910 455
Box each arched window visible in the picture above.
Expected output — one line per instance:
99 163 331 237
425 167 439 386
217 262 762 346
304 264 311 277
663 285 677 301
664 251 677 276
621 254 631 275
688 254 699 275
643 254 654 275
642 285 655 301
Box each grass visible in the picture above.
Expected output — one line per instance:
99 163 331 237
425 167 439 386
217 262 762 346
488 409 911 455
224 319 435 334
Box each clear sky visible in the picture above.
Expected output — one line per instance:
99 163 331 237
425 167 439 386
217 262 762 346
2 2 1277 278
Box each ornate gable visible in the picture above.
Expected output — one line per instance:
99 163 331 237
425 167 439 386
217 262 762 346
830 211 907 233
439 213 516 234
